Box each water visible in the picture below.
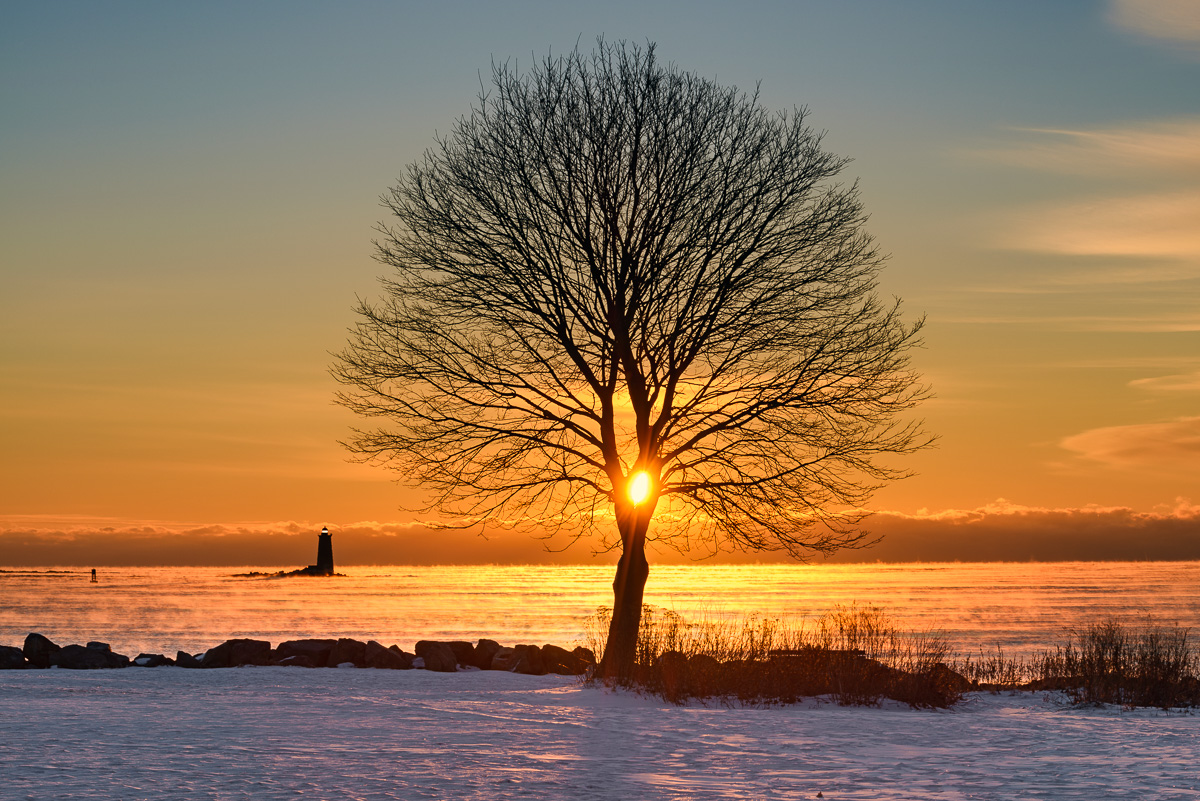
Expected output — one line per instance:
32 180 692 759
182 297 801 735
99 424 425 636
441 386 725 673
2 562 1198 659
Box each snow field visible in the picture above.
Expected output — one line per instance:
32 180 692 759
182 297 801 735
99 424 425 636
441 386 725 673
2 668 1197 800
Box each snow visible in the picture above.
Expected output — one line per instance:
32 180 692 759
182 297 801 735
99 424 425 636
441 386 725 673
2 669 1197 800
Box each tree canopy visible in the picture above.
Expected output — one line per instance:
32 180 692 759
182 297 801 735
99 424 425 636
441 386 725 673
333 40 929 677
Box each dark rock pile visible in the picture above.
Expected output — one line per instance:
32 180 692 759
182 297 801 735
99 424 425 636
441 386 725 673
0 632 596 675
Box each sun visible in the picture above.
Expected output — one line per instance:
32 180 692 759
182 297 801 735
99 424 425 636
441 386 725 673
628 471 652 506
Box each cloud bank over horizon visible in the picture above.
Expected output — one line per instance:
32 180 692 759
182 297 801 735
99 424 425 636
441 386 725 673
4 501 1197 567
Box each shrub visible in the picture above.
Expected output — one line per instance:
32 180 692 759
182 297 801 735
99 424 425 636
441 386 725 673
1033 619 1200 709
584 604 964 708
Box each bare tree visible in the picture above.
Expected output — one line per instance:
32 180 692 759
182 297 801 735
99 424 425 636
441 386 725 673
333 41 929 680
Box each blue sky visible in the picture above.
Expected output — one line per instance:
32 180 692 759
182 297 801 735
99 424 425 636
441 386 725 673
3 0 1199 560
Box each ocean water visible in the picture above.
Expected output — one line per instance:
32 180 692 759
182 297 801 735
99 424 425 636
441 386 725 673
2 562 1198 659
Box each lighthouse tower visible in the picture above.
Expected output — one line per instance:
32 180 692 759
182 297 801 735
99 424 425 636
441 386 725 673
315 526 334 575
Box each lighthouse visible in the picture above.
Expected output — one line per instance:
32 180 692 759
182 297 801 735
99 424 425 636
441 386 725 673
315 525 334 575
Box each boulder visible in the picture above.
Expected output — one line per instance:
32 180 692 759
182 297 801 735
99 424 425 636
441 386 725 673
175 651 203 669
277 654 319 668
446 640 475 667
56 643 130 669
415 640 458 672
927 662 974 693
686 653 722 697
472 639 503 670
492 644 545 674
327 638 368 668
23 633 61 668
388 644 416 663
0 645 27 669
365 640 412 670
200 638 272 668
655 650 689 698
514 644 546 675
275 639 337 666
490 646 519 671
572 646 597 669
541 644 584 675
132 653 173 668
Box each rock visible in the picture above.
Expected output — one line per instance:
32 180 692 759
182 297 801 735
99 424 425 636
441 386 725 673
86 641 112 652
415 640 458 672
200 638 272 668
686 653 721 696
472 639 503 670
492 644 546 674
55 644 105 669
446 640 475 667
23 633 61 668
490 647 519 671
0 645 27 669
541 644 583 674
388 644 416 663
275 639 337 666
514 644 546 675
365 640 412 670
327 638 368 668
572 646 597 669
132 653 173 668
56 643 130 669
655 650 689 698
927 662 974 694
278 654 318 668
175 651 203 669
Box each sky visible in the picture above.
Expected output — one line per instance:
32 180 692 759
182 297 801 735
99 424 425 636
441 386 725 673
3 0 1199 564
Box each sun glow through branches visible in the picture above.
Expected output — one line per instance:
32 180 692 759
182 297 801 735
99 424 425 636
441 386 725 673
628 472 652 506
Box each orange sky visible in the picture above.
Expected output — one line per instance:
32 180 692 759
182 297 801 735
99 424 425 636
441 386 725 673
3 2 1199 564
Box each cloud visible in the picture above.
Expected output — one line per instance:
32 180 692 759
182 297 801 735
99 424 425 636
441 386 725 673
817 499 1200 562
0 518 621 568
1004 189 1200 261
976 117 1200 174
1109 0 1200 50
1060 416 1200 467
1129 371 1200 392
4 503 1200 565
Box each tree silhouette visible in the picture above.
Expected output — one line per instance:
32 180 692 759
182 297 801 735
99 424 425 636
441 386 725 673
333 41 929 680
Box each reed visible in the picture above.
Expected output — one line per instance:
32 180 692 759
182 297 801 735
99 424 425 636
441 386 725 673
1031 618 1200 709
585 608 1200 709
585 604 966 708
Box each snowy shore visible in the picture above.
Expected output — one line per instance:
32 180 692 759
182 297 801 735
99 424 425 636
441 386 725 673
2 667 1196 800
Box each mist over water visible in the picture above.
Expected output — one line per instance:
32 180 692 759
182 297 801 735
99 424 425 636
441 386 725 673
2 562 1197 659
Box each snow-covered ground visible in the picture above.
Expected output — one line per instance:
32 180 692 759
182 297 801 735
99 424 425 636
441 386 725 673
2 668 1197 800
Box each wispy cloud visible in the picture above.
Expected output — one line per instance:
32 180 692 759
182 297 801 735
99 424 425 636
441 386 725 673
1004 190 1200 261
1129 371 1200 391
976 117 1200 174
1109 0 1200 51
935 313 1200 333
1060 416 1200 468
5 504 1200 564
969 118 1200 306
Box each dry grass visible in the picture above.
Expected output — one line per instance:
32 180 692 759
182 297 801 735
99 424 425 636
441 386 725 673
1030 619 1200 709
955 645 1035 690
585 604 966 708
584 608 1200 710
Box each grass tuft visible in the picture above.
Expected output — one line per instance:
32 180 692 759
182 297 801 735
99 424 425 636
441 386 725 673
584 609 1200 710
585 604 966 708
1030 618 1200 709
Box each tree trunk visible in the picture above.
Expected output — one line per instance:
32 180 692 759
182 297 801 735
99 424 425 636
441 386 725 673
600 507 652 682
